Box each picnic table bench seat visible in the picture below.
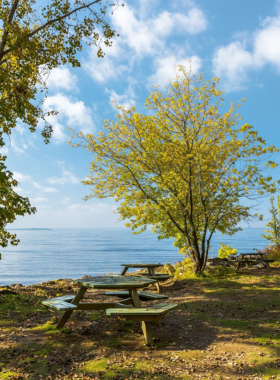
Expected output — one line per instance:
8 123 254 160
139 273 172 281
42 295 77 311
105 290 169 301
106 302 178 322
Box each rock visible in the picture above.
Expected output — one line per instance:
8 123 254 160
207 258 229 267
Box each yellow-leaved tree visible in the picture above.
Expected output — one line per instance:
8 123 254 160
73 68 278 274
0 0 121 251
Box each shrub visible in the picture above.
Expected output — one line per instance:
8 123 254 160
218 243 237 259
258 245 280 260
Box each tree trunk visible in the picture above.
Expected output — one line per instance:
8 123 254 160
194 257 205 275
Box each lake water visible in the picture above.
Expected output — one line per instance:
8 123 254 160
0 228 268 286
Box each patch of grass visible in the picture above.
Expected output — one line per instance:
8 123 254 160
119 318 138 333
103 337 122 347
223 320 251 329
0 293 45 324
0 371 19 379
205 266 240 279
256 367 280 379
31 322 71 334
81 358 131 379
88 310 102 321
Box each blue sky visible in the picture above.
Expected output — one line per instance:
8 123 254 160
3 0 280 228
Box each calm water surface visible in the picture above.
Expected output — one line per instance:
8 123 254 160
0 228 267 285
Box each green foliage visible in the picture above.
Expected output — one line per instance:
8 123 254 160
172 258 197 279
0 141 36 249
259 244 280 261
218 243 237 259
73 68 279 274
262 195 280 244
0 0 119 251
204 266 239 279
0 0 118 141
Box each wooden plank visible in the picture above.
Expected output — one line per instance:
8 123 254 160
74 275 156 289
77 302 117 310
121 263 162 268
130 289 154 346
56 286 87 329
106 303 178 316
105 291 168 300
114 302 130 308
42 295 75 304
42 300 77 311
140 273 171 280
121 267 128 275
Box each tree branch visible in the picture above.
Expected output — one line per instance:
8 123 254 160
0 0 20 57
0 0 103 61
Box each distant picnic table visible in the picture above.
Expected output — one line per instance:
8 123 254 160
42 275 177 345
229 252 274 269
121 263 172 292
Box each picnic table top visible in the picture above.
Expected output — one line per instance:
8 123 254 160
121 263 163 268
237 252 265 257
74 275 157 289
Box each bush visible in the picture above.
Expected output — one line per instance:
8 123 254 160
218 243 237 259
171 258 197 279
258 245 280 260
204 266 239 279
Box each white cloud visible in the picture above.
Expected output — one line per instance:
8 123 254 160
179 8 208 35
38 205 51 210
254 16 280 68
84 49 127 83
32 197 48 203
66 202 117 214
46 66 78 91
84 3 207 84
13 172 30 183
112 5 207 56
107 86 136 110
148 55 202 87
61 197 71 204
43 94 95 143
212 14 280 91
47 161 80 185
33 181 58 193
47 169 80 185
0 146 9 155
212 42 254 91
153 9 207 36
15 187 30 195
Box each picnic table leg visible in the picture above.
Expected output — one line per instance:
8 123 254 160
56 286 87 329
148 268 160 292
130 289 153 346
121 267 128 276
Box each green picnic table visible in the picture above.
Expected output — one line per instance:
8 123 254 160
238 253 265 260
121 263 171 292
229 252 274 269
42 275 177 346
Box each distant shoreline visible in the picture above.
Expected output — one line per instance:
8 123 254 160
9 228 53 231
